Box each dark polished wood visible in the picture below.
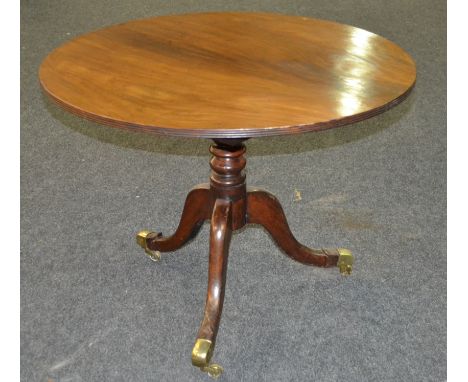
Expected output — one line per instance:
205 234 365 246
247 189 339 267
209 139 248 230
140 141 344 360
197 198 232 343
39 12 416 138
146 184 213 252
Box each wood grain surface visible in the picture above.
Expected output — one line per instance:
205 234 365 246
39 12 416 138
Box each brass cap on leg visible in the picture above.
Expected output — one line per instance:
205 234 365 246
192 339 223 378
337 248 354 275
192 339 213 367
136 230 152 248
136 230 161 262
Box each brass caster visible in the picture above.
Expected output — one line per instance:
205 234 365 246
192 339 223 379
136 230 161 262
201 364 224 379
337 248 354 275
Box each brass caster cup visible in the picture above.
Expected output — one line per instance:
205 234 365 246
192 339 223 379
337 248 354 275
136 230 161 262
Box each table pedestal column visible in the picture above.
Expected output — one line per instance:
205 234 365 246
136 139 353 378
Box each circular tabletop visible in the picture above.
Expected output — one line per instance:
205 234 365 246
39 12 416 138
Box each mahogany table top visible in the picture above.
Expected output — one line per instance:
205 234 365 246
39 12 416 138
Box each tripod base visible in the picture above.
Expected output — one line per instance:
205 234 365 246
135 139 354 377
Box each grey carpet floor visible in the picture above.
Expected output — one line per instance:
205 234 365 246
21 1 446 381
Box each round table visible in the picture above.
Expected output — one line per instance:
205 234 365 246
39 12 416 378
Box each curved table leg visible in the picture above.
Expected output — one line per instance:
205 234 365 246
136 184 213 260
247 189 353 273
192 198 232 378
